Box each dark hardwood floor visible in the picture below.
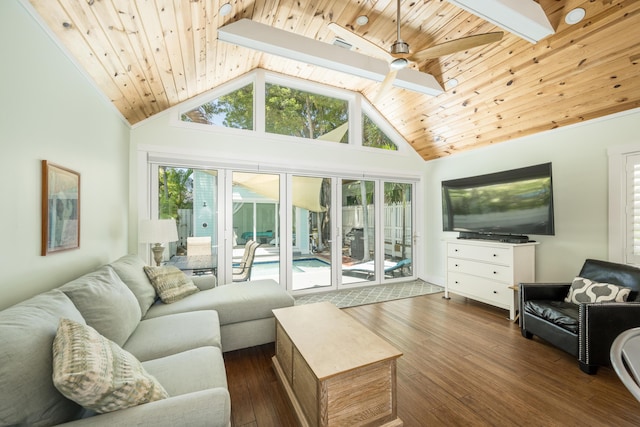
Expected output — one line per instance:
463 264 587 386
223 293 640 426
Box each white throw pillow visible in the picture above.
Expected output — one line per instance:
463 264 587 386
52 318 168 414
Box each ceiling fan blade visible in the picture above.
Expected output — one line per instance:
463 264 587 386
327 22 393 62
373 69 399 103
409 32 504 62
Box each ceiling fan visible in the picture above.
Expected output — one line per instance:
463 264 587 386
328 0 504 98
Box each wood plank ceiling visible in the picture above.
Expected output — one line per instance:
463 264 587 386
26 0 640 161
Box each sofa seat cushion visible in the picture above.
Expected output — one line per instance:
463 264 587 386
142 346 228 397
123 311 221 362
0 290 86 426
524 300 580 333
52 318 168 414
144 279 294 325
110 254 157 317
59 266 141 346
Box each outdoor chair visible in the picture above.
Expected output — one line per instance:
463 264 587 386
233 240 260 282
342 258 411 279
187 236 212 256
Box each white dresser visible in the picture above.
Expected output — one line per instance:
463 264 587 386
445 239 539 319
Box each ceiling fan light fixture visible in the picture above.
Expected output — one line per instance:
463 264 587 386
390 58 409 70
390 40 410 56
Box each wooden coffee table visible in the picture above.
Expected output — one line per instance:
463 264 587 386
272 302 403 427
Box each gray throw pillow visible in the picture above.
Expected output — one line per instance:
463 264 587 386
143 266 199 304
564 276 631 304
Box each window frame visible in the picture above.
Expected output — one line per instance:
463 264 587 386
608 143 640 265
170 69 410 154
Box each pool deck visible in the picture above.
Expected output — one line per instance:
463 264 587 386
242 246 379 291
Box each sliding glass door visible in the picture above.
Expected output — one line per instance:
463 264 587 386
151 164 415 291
232 172 280 283
291 175 332 291
341 179 377 284
154 166 218 275
383 182 413 280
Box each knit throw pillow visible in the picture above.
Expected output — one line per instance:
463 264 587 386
564 277 631 304
143 265 199 303
52 318 168 414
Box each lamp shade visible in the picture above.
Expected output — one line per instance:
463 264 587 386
139 219 178 244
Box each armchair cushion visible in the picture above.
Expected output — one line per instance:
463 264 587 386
524 300 579 333
564 277 631 304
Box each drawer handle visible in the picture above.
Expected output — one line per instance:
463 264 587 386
454 249 459 252
493 271 498 274
455 281 459 284
493 290 497 294
455 264 459 267
493 254 498 257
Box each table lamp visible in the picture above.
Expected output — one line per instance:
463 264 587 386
139 219 179 266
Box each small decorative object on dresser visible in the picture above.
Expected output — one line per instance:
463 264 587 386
445 238 539 320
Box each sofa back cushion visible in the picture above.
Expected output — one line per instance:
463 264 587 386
109 254 157 317
0 290 86 426
60 266 141 346
580 259 640 301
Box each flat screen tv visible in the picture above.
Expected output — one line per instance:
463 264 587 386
442 162 554 239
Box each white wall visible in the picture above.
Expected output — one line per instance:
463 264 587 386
128 99 427 274
423 109 640 285
0 1 131 310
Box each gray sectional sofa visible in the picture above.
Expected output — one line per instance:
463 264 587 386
0 254 295 426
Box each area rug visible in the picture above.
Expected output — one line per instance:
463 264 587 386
294 279 444 308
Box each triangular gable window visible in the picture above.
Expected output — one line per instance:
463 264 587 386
362 112 398 151
265 83 348 143
176 70 406 153
181 83 254 130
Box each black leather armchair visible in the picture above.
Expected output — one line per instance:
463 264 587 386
519 259 640 374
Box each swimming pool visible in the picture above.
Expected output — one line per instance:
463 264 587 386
252 257 330 274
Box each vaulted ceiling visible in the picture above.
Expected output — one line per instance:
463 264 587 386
26 0 639 161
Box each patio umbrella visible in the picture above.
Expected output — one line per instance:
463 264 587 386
232 172 325 212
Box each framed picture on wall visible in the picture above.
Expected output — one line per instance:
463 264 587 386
41 160 80 255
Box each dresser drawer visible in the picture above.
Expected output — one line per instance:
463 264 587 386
447 272 513 308
447 258 513 283
448 243 511 265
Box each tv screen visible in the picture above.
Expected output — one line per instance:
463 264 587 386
442 163 554 236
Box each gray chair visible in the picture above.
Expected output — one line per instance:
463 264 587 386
611 327 640 402
233 240 260 282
